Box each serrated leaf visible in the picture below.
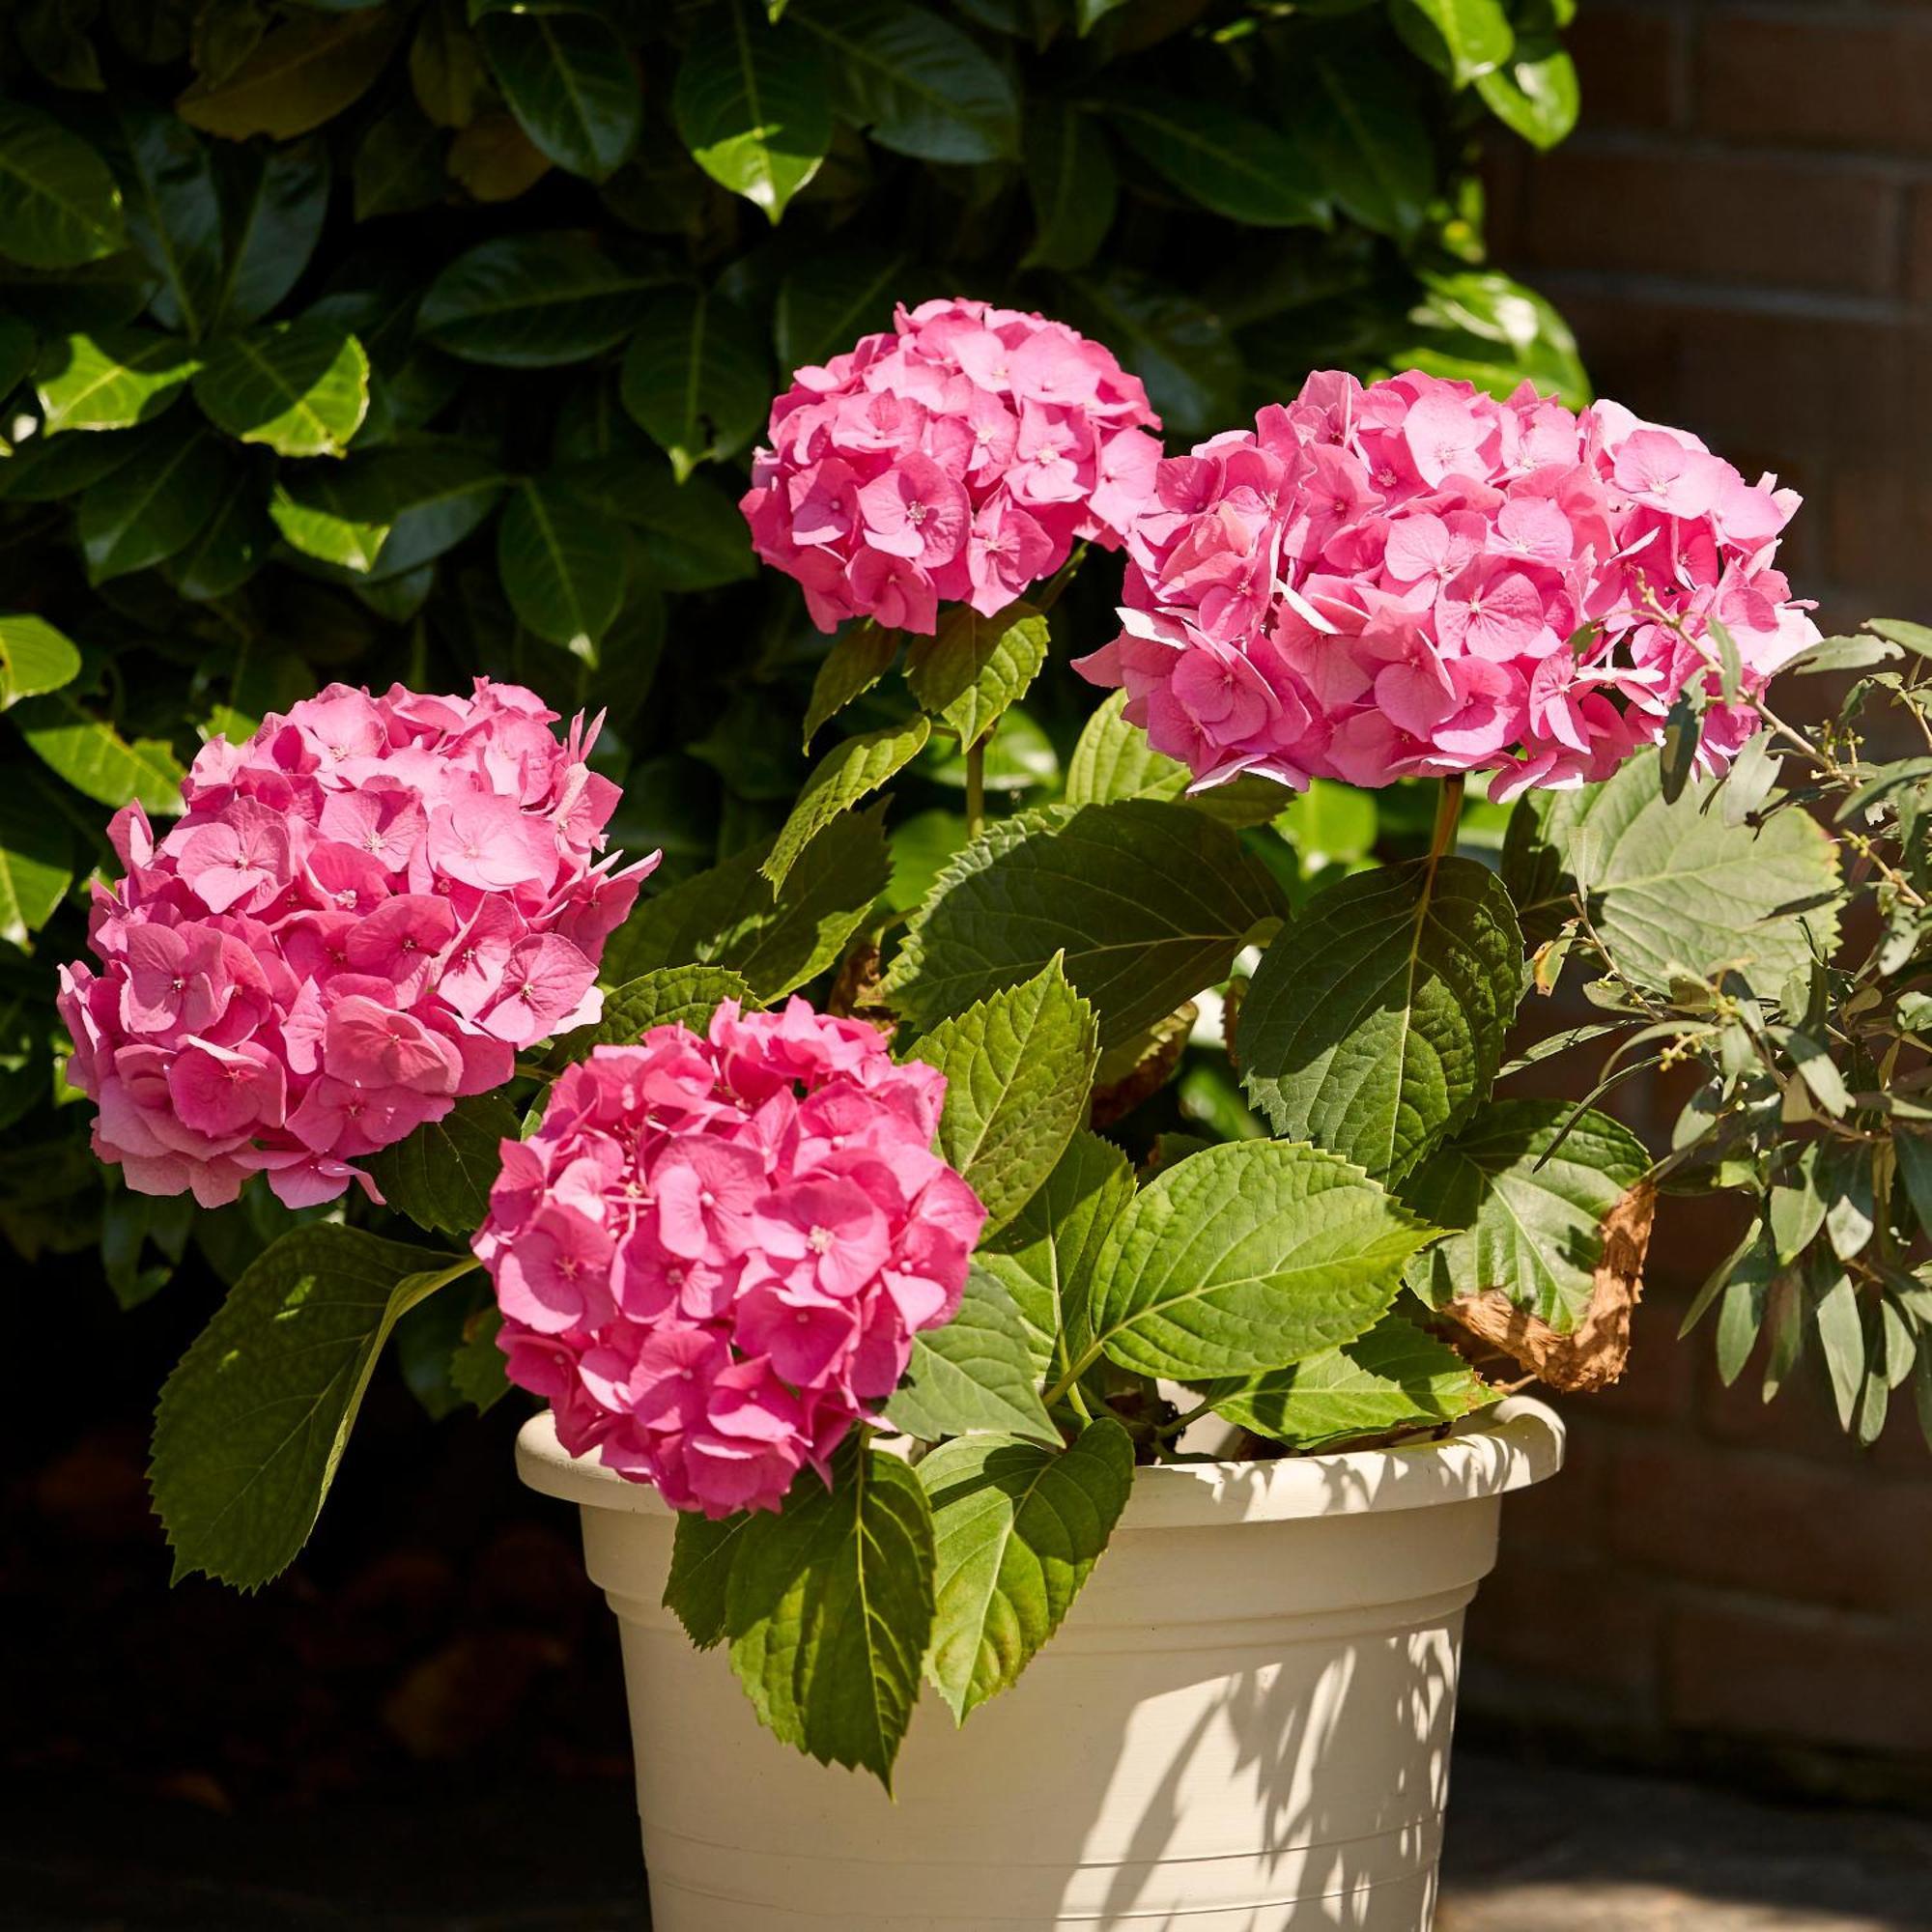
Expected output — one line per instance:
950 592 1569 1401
1063 690 1286 828
448 1304 509 1413
553 965 754 1064
14 692 185 812
36 327 199 434
804 621 898 747
365 1094 521 1239
762 719 930 891
0 102 127 270
919 1417 1131 1721
797 0 1020 164
476 9 640 181
978 1128 1134 1382
1022 98 1117 273
192 320 369 456
910 956 1097 1235
150 1227 476 1588
886 1267 1058 1444
497 474 626 653
1401 1099 1650 1330
725 1438 934 1789
0 613 82 708
1241 856 1523 1184
906 602 1049 748
674 0 831 220
1082 1139 1433 1381
884 799 1286 1051
666 1510 753 1649
619 288 769 482
1104 89 1326 229
176 10 402 140
1205 1311 1495 1451
418 235 667 367
76 426 228 581
602 805 890 1001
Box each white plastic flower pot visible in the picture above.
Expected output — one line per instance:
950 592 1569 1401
516 1396 1564 1932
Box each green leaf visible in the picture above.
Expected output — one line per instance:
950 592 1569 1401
269 461 391 571
603 805 891 1001
564 455 753 591
497 474 627 652
978 1128 1134 1382
0 783 74 948
905 603 1049 749
1063 689 1287 828
1059 269 1240 440
666 1510 753 1649
175 9 403 140
886 1267 1059 1445
762 719 930 892
111 101 224 341
725 1438 934 1789
553 965 755 1063
35 327 199 434
76 427 229 581
920 1417 1131 1720
1293 45 1435 242
476 9 641 181
1476 46 1579 149
350 440 508 580
619 288 769 482
1395 0 1514 85
775 247 912 370
674 0 831 220
14 692 186 813
1084 1140 1432 1381
0 419 156 501
353 102 447 220
910 956 1098 1235
1567 750 1841 995
1815 1271 1864 1433
1022 99 1116 272
150 1227 475 1588
884 800 1286 1051
0 102 127 270
1104 90 1326 229
1205 1311 1495 1451
365 1094 521 1240
0 613 83 708
1395 268 1589 412
192 320 369 456
418 235 668 367
804 621 898 747
1401 1100 1650 1330
449 1306 510 1413
798 0 1020 164
1240 857 1523 1183
213 138 332 327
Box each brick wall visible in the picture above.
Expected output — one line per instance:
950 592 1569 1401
1469 10 1932 1785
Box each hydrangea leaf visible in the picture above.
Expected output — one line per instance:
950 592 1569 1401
672 0 831 220
0 614 83 709
1240 856 1523 1184
885 1267 1059 1445
1063 690 1289 829
366 1093 522 1240
909 955 1097 1235
978 1128 1135 1382
1082 1140 1435 1381
0 102 127 270
1401 1098 1650 1331
448 1306 510 1415
883 799 1285 1050
619 288 769 482
761 717 930 893
724 1438 935 1790
905 603 1050 750
192 320 370 457
804 621 899 748
552 965 755 1064
150 1227 478 1588
475 9 641 182
1203 1310 1495 1450
919 1416 1132 1721
35 328 200 435
603 804 890 1003
418 235 668 367
666 1509 754 1650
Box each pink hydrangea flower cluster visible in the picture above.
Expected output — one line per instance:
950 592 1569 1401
1075 370 1819 801
58 681 658 1210
739 296 1164 634
472 1001 987 1517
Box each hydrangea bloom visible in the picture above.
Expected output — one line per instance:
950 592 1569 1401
1075 369 1819 801
58 680 657 1209
472 1001 987 1517
739 296 1164 634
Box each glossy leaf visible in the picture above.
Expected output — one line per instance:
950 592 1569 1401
1104 90 1326 229
476 9 641 182
497 474 627 652
0 102 128 270
1396 0 1514 86
192 320 369 455
112 102 224 341
0 783 74 948
1476 46 1579 149
0 614 83 709
804 622 898 747
213 138 331 327
565 456 753 591
176 10 404 140
14 693 186 813
76 427 228 581
418 235 666 367
619 288 769 481
1022 99 1117 273
1294 45 1435 242
35 327 199 434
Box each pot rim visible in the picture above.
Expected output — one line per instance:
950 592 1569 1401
515 1394 1564 1530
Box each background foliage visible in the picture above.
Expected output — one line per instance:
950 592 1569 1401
0 0 1583 1293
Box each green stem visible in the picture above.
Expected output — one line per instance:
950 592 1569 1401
1041 1341 1105 1412
1429 773 1464 866
965 734 986 840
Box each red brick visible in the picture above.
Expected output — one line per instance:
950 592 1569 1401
1465 1546 1665 1702
1666 1598 1932 1754
1518 148 1900 297
1607 1439 1932 1614
1568 5 1685 132
1697 13 1932 154
1699 1344 1929 1465
1824 464 1932 602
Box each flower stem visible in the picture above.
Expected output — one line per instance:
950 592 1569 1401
965 734 986 840
1429 774 1465 866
